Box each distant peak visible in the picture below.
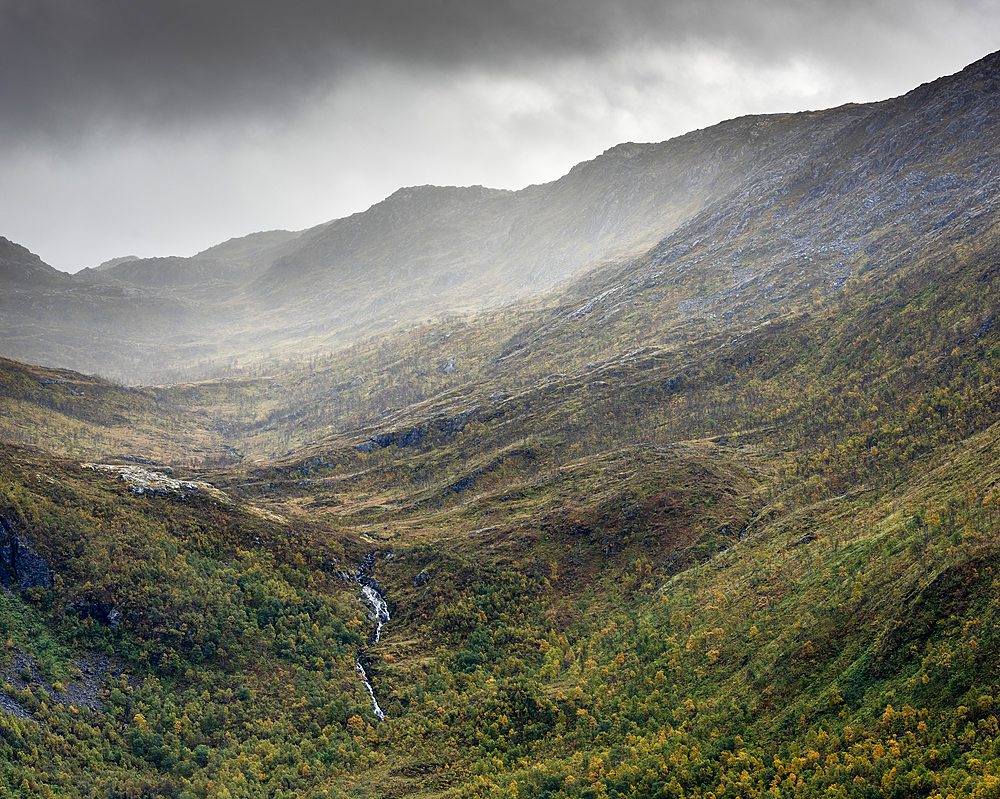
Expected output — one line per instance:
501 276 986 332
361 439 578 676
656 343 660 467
384 184 506 201
0 235 69 285
93 255 141 271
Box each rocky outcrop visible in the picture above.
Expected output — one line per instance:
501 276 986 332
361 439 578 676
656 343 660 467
0 517 53 590
2 650 129 719
81 463 233 503
355 413 472 453
69 599 122 628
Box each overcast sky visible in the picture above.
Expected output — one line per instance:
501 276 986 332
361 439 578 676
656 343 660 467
2 0 998 273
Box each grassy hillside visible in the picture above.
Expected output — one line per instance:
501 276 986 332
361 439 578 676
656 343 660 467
0 357 240 465
0 202 999 798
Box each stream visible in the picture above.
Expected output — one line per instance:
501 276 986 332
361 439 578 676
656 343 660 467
353 552 391 722
355 661 385 722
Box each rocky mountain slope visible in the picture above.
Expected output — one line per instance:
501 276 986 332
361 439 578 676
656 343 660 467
0 237 71 291
5 52 997 384
76 229 303 289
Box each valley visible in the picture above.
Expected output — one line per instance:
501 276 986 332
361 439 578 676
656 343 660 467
1 50 1000 799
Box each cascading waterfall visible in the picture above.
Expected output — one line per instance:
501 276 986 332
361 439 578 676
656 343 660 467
355 660 385 721
352 552 391 722
361 584 390 643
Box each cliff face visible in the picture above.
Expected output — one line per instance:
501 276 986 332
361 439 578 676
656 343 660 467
0 516 51 590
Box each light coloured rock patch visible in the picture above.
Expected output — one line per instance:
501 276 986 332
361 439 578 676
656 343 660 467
82 463 233 504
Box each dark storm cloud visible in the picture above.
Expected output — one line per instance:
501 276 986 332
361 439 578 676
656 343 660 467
0 0 968 142
2 0 997 272
0 0 600 139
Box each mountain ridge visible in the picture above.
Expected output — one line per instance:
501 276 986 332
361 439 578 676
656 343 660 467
4 54 992 383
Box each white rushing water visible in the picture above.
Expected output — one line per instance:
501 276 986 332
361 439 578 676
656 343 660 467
355 660 386 721
361 584 391 643
353 556 392 721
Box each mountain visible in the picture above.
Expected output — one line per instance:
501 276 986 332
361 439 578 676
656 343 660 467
1 49 1000 799
0 230 306 383
90 255 140 272
0 64 939 383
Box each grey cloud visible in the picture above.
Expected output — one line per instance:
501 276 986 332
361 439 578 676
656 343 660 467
0 0 622 137
3 0 980 142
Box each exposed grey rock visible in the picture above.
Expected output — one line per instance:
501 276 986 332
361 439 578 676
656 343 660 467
1 649 128 718
0 517 53 590
0 690 31 720
70 599 122 628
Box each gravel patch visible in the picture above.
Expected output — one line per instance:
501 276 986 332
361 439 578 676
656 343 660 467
2 648 132 719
